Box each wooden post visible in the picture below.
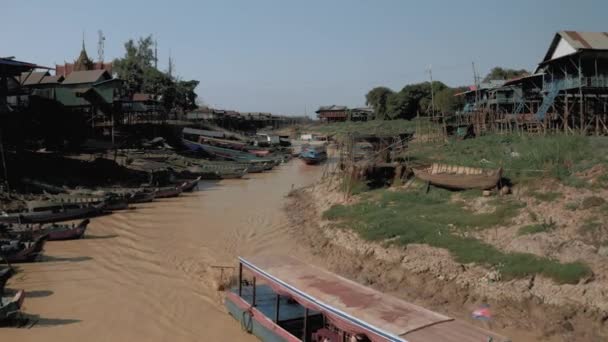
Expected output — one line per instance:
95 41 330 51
275 294 280 322
252 276 257 307
238 263 243 297
579 56 584 133
303 307 309 342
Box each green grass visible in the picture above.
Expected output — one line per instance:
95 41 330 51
404 134 608 184
518 221 557 235
324 187 590 284
565 201 580 211
529 191 562 202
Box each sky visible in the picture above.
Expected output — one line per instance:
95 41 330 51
2 0 608 116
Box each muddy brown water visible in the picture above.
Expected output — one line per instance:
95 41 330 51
3 160 326 341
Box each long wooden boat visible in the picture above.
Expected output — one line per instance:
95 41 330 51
0 266 14 295
0 201 105 224
47 193 129 211
225 255 508 342
147 186 182 199
0 289 25 323
0 235 47 263
412 163 502 190
1 219 90 241
183 138 269 162
175 177 201 192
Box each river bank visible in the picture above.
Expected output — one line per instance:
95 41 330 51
3 159 325 341
283 177 608 342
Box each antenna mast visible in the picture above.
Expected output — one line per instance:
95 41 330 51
97 30 105 62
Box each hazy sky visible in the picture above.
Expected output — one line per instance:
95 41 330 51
2 0 607 115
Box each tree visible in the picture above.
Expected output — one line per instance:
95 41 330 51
434 87 467 114
483 67 529 82
384 81 448 119
365 87 394 120
114 35 200 112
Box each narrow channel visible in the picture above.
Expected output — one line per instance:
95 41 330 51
4 159 325 341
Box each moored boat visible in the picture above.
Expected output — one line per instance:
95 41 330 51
1 219 89 241
0 235 47 263
0 289 25 323
148 185 182 199
0 200 105 224
225 255 509 342
299 145 327 165
175 177 201 192
412 163 502 190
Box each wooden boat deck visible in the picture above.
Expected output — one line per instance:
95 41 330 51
241 255 508 342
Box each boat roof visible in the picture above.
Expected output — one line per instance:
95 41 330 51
240 255 508 342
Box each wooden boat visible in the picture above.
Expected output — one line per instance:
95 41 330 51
0 266 14 296
1 219 89 241
48 193 129 211
148 186 182 199
300 146 328 165
412 163 502 190
0 289 25 323
225 255 509 342
131 190 156 203
175 177 201 192
0 235 47 263
0 201 105 224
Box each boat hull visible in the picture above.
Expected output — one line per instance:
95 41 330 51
413 165 502 190
225 291 298 342
45 220 89 241
1 237 46 263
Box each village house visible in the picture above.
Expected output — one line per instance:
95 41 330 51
316 105 348 122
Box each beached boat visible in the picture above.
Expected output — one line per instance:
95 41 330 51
225 255 508 342
0 235 47 263
0 200 105 224
412 163 502 190
0 289 25 323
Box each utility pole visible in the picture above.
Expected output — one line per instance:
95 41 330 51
427 65 435 119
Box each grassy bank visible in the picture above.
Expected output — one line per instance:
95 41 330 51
309 119 429 138
323 186 591 284
406 134 608 184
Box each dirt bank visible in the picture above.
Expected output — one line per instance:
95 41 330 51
284 180 608 342
3 159 325 341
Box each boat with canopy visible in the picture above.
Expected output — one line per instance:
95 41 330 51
225 255 509 342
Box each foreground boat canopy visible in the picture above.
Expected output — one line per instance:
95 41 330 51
239 255 508 342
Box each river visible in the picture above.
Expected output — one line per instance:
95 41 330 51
3 159 325 341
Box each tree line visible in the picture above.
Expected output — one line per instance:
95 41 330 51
365 67 528 120
113 35 199 112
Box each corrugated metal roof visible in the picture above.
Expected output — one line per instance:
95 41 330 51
316 105 348 112
62 69 110 85
18 71 49 85
40 75 64 84
561 31 608 50
542 31 608 63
